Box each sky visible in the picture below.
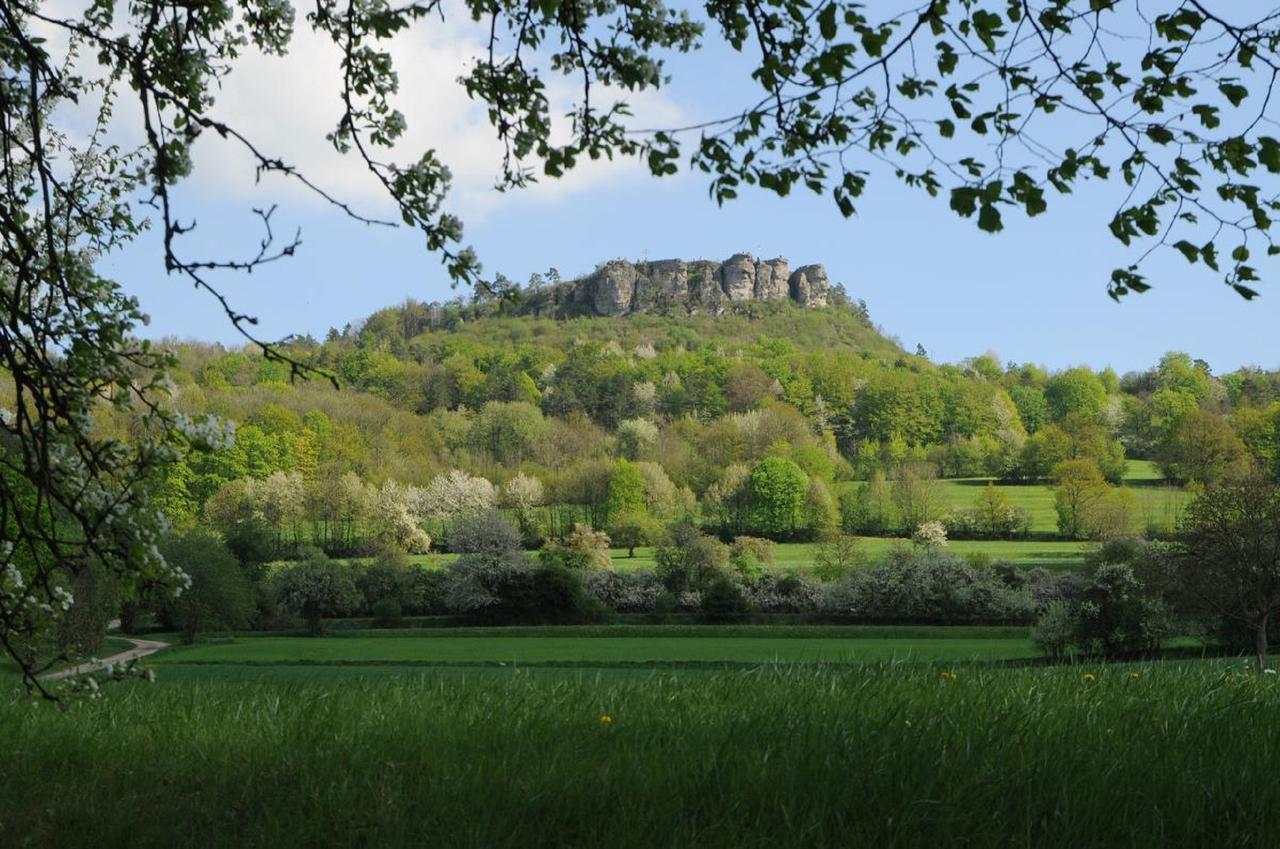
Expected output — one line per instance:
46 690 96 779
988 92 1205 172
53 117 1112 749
91 5 1280 377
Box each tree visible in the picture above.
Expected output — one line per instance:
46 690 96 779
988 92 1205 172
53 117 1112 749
1178 475 1280 670
421 471 497 519
275 550 361 636
500 473 545 540
1155 409 1249 486
608 511 664 558
9 0 1280 685
1053 460 1109 540
1080 488 1138 542
540 524 613 571
891 463 942 533
603 460 647 525
973 484 1017 538
375 480 432 554
1045 369 1108 422
470 402 545 465
158 530 256 644
813 535 864 582
747 457 809 539
448 511 523 558
655 522 731 593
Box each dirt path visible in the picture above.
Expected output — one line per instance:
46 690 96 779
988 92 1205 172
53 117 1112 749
43 636 169 681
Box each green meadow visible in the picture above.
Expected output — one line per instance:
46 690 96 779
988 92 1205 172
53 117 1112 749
2 651 1271 849
938 460 1190 536
151 625 1040 667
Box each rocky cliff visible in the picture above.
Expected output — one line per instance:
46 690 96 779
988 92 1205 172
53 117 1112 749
521 254 831 318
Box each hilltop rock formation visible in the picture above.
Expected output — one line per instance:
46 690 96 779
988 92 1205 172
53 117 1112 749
524 254 830 318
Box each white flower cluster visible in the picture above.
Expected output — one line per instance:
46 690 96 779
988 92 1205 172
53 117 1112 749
912 520 949 549
171 412 236 451
420 470 496 518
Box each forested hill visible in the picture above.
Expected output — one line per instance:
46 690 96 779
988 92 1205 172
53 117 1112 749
141 279 1280 551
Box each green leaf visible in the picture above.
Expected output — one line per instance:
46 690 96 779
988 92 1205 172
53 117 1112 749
937 119 955 138
1258 137 1280 173
977 203 1003 232
1219 82 1249 107
1172 240 1199 263
949 186 978 217
818 4 838 40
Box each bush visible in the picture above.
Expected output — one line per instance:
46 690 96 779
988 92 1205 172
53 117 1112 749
447 511 522 557
519 564 612 624
701 576 751 621
812 534 864 582
1031 601 1077 658
911 521 948 549
584 570 665 613
539 524 612 571
157 529 256 644
743 572 823 613
655 522 730 592
402 567 449 615
1073 563 1171 657
729 536 775 579
274 549 362 636
371 598 404 627
819 550 1034 623
443 550 535 619
355 544 414 613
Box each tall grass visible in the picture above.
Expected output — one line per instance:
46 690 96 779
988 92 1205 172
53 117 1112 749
0 661 1272 847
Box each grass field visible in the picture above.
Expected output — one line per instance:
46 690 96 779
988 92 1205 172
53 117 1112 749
2 656 1273 848
151 626 1040 668
939 459 1189 536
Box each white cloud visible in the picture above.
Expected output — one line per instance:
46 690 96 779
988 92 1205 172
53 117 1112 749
189 10 689 222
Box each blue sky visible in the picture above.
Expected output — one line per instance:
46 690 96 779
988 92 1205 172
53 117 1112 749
97 8 1280 377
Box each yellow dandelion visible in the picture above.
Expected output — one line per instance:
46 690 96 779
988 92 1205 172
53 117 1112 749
939 671 958 681
1082 673 1097 684
599 714 614 726
1129 671 1141 680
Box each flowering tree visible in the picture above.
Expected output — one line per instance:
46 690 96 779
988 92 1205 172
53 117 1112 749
376 480 432 554
912 521 949 550
421 471 497 520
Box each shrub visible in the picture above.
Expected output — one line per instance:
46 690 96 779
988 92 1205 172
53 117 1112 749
157 529 256 644
655 522 730 592
743 572 823 613
447 511 522 557
1074 563 1171 657
274 549 362 636
443 551 535 618
911 520 948 549
403 566 449 615
519 564 612 624
539 524 612 571
819 550 1034 623
584 570 665 613
1031 601 1077 658
701 576 751 621
812 534 864 582
729 536 775 579
371 598 404 627
355 544 414 612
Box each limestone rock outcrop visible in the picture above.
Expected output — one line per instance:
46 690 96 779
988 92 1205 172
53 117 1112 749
525 254 831 317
